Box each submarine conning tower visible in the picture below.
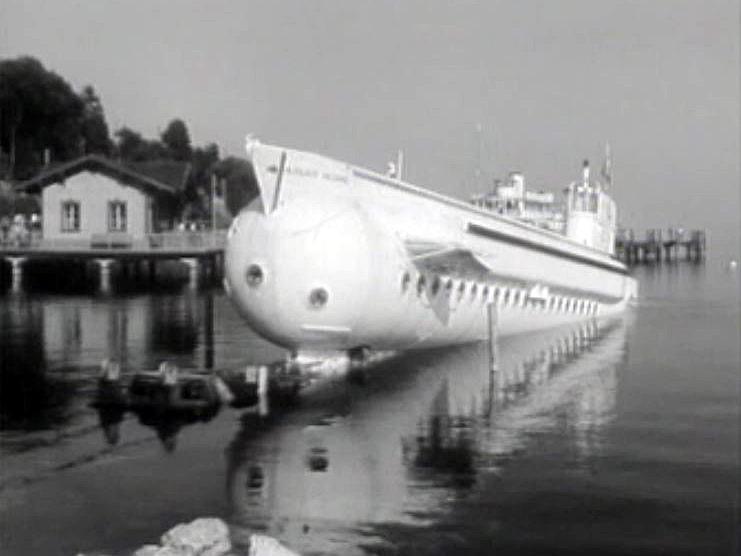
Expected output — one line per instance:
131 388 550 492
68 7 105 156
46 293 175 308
565 159 617 254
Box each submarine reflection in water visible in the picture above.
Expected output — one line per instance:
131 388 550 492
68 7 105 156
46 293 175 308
226 318 628 554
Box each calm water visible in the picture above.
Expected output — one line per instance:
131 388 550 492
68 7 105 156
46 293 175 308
0 263 738 555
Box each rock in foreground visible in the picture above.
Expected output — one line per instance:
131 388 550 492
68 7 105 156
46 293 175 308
80 517 300 556
160 517 231 556
248 534 300 556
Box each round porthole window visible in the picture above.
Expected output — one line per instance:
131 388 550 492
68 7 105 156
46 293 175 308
431 275 441 296
417 275 427 296
245 264 264 287
308 287 329 309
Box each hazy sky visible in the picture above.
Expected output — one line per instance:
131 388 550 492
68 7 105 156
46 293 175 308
1 1 739 255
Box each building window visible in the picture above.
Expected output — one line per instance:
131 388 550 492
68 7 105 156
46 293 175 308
108 201 127 232
61 201 81 232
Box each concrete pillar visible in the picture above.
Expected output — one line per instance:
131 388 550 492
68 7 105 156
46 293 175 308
7 257 27 294
95 258 114 294
181 257 200 289
257 364 269 417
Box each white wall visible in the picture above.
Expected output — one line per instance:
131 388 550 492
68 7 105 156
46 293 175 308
42 171 149 240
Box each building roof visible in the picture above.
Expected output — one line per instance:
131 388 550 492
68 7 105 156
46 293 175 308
15 155 191 197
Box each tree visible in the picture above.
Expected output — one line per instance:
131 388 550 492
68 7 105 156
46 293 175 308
79 85 113 155
0 56 87 179
213 156 259 216
114 126 168 162
160 119 192 161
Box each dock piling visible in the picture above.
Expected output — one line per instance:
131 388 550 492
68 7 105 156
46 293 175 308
616 227 706 265
486 301 500 413
6 256 27 293
180 257 200 290
95 258 114 294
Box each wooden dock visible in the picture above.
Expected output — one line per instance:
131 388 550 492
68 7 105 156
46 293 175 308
615 228 706 265
1 230 226 293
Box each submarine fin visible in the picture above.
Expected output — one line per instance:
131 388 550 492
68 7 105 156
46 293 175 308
245 137 287 215
404 240 494 281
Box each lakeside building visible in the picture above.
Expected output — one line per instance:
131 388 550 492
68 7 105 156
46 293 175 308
16 155 190 247
470 171 565 232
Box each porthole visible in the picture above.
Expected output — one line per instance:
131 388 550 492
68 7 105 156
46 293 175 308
245 264 264 287
401 271 411 293
417 274 427 296
308 287 329 309
431 275 441 296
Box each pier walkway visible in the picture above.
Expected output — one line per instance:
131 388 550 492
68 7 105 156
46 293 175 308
1 230 226 293
615 228 706 265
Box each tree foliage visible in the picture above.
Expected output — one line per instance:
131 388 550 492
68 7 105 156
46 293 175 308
161 119 192 161
213 156 259 216
0 55 253 223
1 57 81 178
79 85 114 156
0 56 116 180
114 126 168 162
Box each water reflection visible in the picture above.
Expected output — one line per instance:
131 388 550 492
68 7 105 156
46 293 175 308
92 363 224 452
226 318 628 554
0 297 79 430
0 292 209 434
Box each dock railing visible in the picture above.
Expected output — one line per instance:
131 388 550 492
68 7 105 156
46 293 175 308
145 231 227 251
615 226 706 264
1 230 227 254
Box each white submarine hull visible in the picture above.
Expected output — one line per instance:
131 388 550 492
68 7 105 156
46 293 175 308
224 141 637 355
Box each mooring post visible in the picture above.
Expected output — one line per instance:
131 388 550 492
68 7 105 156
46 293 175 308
203 292 214 370
257 364 269 417
487 301 500 412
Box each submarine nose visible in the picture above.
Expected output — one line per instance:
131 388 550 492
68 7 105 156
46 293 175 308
223 198 375 350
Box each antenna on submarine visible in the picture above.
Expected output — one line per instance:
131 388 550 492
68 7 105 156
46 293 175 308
387 149 405 180
475 122 483 190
